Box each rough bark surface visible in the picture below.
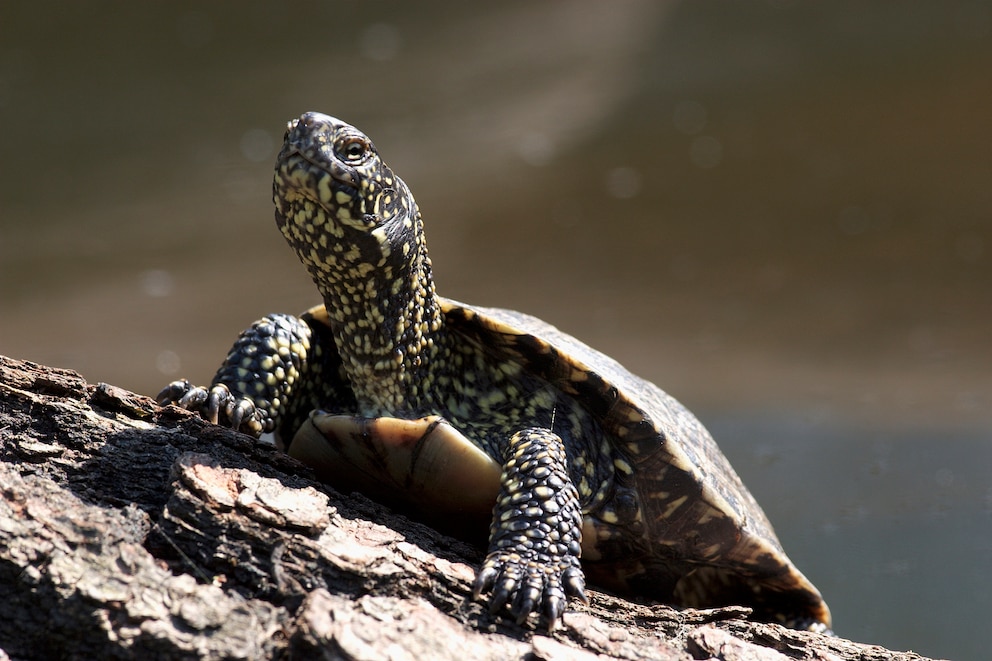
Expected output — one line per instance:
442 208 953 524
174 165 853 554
0 354 941 660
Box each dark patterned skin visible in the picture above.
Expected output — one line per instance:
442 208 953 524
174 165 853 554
159 112 831 631
474 428 587 624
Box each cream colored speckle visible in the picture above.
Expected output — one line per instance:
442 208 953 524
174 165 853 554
661 495 688 520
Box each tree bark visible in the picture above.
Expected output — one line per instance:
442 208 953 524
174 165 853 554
0 354 940 661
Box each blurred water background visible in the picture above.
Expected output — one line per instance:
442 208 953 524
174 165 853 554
1 2 990 658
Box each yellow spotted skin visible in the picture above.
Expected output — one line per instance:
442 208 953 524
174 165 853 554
159 112 831 632
473 428 587 625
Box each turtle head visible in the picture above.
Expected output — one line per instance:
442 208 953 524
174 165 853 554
273 113 443 408
273 112 424 297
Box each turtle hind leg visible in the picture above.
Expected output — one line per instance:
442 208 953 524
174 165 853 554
473 427 587 630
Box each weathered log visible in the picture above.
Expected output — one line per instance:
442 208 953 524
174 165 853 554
0 354 939 660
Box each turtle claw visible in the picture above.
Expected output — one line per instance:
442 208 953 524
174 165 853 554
472 564 499 601
203 386 228 424
474 554 518 617
542 592 566 630
473 549 585 630
156 379 196 407
157 380 265 437
473 562 516 617
512 577 543 625
228 397 257 431
563 565 589 605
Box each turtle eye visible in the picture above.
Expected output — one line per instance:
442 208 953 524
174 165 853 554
339 137 370 163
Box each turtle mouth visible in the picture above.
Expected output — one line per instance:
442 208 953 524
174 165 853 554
276 151 360 208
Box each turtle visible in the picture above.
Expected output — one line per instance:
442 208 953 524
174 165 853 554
159 111 831 631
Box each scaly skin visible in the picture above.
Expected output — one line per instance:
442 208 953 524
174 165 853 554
473 428 587 627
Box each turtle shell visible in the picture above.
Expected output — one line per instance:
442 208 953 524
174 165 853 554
436 298 829 626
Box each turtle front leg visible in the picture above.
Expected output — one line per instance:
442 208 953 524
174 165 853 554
157 313 314 438
473 427 588 629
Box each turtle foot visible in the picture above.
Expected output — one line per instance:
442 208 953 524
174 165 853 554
473 548 586 629
157 380 266 437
